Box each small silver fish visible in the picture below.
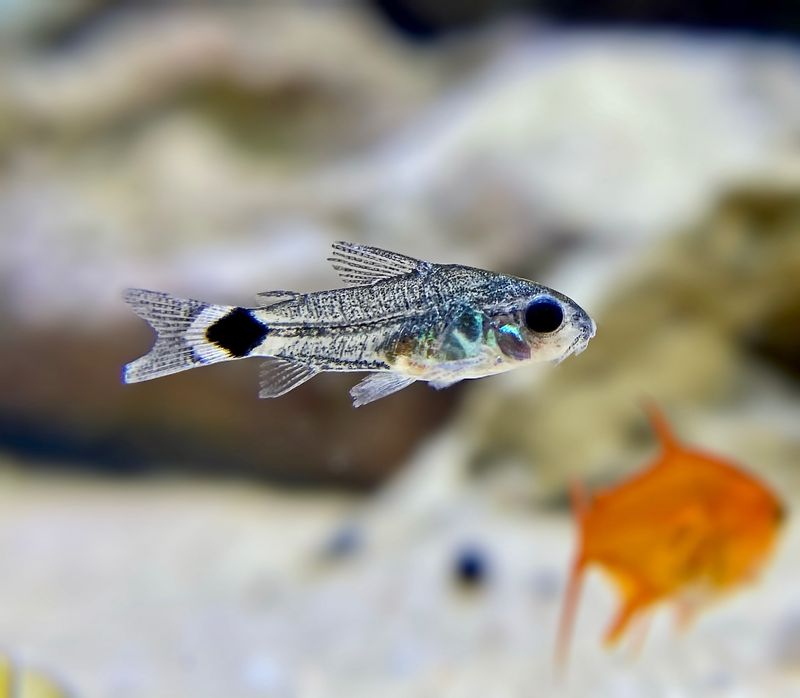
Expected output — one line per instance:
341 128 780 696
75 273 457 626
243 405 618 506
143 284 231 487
123 241 596 406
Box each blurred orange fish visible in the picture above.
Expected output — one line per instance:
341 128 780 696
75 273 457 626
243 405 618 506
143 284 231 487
556 403 785 667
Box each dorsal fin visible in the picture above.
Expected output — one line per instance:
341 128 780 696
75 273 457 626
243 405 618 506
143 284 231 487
642 400 681 454
328 241 429 286
569 477 590 522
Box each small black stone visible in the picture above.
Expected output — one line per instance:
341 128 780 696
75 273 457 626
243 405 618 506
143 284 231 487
453 545 489 588
323 524 363 560
206 307 268 357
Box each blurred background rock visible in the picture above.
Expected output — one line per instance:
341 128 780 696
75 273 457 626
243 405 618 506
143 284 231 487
0 2 799 697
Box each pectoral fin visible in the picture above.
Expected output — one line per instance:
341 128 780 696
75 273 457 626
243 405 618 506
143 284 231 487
428 377 462 390
350 372 416 407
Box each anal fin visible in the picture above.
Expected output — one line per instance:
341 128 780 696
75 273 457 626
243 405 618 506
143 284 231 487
350 372 416 407
259 358 320 398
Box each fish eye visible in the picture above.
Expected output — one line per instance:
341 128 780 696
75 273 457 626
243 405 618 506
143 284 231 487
524 297 564 334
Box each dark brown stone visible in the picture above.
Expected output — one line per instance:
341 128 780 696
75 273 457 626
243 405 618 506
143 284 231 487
0 322 460 488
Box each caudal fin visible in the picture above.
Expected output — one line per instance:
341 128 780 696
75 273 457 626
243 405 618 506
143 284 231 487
122 289 234 383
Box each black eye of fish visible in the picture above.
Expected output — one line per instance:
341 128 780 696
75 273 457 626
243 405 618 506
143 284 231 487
524 297 564 333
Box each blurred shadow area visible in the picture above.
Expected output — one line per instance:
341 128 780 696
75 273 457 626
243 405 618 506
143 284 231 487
0 324 459 486
371 0 800 38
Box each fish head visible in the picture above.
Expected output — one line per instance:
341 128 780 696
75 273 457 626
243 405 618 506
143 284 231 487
483 283 596 364
718 472 786 584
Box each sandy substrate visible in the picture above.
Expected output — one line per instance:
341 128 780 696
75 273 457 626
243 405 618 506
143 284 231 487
0 464 797 698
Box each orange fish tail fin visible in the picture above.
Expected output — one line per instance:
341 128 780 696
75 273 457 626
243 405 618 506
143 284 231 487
627 613 653 658
674 597 702 633
604 595 648 647
555 555 586 673
641 399 681 454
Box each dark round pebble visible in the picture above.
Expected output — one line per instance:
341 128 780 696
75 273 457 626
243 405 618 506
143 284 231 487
453 545 489 588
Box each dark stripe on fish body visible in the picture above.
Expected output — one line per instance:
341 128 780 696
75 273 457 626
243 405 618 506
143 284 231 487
206 308 268 357
275 353 388 371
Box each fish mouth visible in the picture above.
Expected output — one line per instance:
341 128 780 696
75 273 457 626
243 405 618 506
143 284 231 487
572 318 596 355
576 320 595 354
554 335 584 365
554 323 594 365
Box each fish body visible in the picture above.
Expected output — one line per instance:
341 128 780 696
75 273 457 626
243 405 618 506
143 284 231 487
123 242 595 406
557 404 784 666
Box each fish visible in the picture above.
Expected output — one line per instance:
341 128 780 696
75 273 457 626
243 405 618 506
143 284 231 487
0 653 70 698
122 241 596 406
556 403 785 667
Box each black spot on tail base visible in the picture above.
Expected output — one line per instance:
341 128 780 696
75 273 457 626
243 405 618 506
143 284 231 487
206 308 268 358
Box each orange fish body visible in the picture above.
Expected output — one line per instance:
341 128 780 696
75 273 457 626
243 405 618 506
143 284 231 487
557 404 784 666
